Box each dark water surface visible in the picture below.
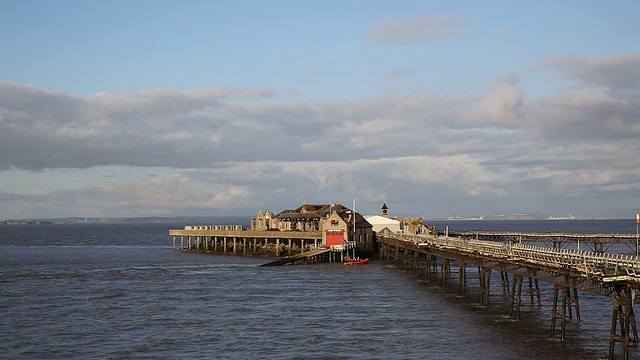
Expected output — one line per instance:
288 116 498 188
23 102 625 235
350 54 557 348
1 221 638 359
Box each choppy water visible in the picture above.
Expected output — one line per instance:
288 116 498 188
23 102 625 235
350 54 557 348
1 220 638 359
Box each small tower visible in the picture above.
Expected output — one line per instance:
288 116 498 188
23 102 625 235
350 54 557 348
381 203 389 217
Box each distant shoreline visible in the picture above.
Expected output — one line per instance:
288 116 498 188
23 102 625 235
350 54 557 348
1 215 628 225
0 220 54 225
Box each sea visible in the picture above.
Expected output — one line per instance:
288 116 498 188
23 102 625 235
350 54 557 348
1 219 639 360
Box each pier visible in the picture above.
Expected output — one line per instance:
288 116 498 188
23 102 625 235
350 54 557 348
169 225 355 263
378 233 640 360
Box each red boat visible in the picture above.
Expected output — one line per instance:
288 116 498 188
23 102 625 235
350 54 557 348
343 257 369 266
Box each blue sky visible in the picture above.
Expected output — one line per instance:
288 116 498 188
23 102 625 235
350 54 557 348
1 1 639 219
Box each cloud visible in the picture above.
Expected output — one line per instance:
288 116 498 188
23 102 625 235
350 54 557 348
526 91 640 140
0 82 475 171
364 15 468 43
471 83 524 128
0 156 510 218
545 53 640 96
1 50 640 218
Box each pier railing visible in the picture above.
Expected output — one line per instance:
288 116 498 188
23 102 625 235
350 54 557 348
391 234 640 285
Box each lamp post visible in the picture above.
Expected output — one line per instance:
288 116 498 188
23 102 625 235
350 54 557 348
353 199 357 234
353 199 358 258
636 211 639 257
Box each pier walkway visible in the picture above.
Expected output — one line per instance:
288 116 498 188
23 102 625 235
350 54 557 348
449 230 640 253
378 233 640 360
259 248 331 266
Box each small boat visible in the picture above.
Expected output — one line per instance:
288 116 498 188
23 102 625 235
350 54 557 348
343 257 369 265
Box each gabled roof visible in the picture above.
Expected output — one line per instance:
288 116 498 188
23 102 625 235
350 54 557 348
365 215 400 225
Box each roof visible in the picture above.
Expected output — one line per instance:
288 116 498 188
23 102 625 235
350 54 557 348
275 202 372 228
365 215 400 225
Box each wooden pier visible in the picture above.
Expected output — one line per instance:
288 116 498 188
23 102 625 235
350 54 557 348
378 233 640 360
169 226 353 264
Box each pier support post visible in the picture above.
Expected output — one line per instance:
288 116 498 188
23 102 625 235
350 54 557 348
500 271 511 297
479 267 491 306
459 262 467 296
403 249 409 271
510 275 523 320
424 253 431 281
571 287 581 322
550 285 569 341
394 246 399 267
440 258 451 287
527 272 541 307
608 286 639 360
423 253 430 279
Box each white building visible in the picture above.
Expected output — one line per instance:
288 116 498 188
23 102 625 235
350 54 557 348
365 215 401 235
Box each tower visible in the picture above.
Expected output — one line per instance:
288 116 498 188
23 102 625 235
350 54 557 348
381 203 388 217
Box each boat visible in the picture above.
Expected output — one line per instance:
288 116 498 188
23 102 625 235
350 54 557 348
343 257 369 265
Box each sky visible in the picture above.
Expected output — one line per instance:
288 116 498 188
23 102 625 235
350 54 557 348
1 0 639 220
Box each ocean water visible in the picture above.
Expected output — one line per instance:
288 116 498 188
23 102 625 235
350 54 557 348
0 220 638 359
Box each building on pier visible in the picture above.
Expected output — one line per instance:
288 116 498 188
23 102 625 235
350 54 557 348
365 203 437 236
396 217 437 236
251 209 278 231
365 215 401 235
251 201 375 255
